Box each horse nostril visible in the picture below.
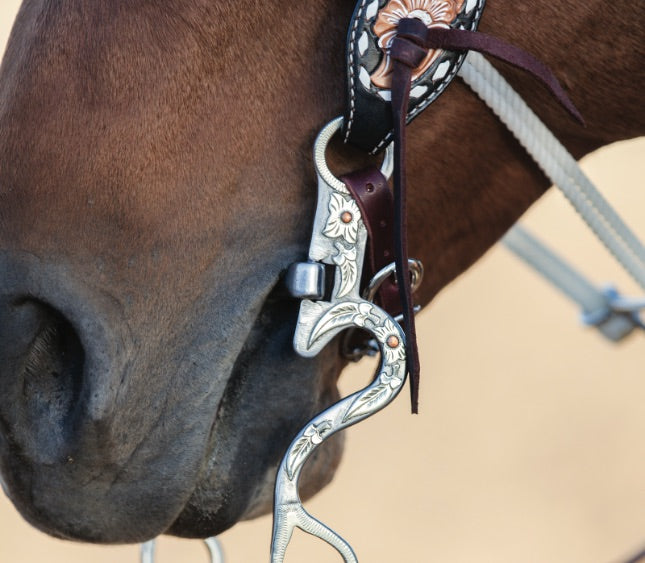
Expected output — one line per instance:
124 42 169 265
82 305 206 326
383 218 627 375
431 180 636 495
20 299 84 402
0 298 85 458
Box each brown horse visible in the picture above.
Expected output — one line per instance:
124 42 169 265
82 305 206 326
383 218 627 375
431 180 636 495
0 0 643 546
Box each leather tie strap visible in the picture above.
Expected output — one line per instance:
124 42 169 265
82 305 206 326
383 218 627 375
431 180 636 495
390 18 584 413
390 27 423 414
396 19 584 124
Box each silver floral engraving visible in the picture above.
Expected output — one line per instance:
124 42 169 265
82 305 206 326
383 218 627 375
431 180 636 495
323 193 361 243
307 301 375 349
332 242 358 299
322 192 362 298
271 118 402 563
286 420 333 479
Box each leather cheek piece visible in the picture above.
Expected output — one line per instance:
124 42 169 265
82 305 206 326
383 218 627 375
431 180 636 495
339 167 400 316
342 0 486 154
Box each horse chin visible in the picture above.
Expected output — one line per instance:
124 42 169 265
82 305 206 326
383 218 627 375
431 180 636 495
166 297 346 538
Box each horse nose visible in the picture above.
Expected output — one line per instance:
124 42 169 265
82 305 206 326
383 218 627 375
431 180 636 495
0 264 185 541
0 296 85 462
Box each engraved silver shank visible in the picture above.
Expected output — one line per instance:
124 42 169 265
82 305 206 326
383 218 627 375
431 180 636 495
271 118 402 563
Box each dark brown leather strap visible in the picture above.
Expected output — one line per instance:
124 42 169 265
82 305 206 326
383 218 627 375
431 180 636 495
340 167 400 315
396 19 584 124
391 36 423 414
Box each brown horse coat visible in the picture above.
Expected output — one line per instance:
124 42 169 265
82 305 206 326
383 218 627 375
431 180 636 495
0 0 643 543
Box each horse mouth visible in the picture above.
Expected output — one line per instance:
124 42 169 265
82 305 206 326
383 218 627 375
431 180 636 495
166 294 345 539
0 262 344 543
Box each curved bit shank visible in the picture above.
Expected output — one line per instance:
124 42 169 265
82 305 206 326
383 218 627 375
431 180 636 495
271 118 403 562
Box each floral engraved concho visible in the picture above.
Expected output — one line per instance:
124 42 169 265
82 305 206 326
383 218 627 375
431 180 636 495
323 193 361 244
343 0 486 153
371 0 464 88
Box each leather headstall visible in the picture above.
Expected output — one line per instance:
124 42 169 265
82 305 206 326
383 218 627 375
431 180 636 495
343 0 486 154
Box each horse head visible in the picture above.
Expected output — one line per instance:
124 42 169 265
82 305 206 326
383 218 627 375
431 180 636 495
0 0 642 544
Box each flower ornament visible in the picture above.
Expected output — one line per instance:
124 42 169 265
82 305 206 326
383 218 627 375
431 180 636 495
323 193 361 244
370 0 465 88
304 421 333 445
379 364 404 390
372 318 406 365
354 302 378 326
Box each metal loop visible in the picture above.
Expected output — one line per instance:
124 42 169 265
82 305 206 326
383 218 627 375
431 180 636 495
204 537 225 563
313 117 394 192
140 537 224 563
362 259 424 303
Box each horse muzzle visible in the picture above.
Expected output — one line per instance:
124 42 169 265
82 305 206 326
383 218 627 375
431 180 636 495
0 251 203 542
0 251 345 543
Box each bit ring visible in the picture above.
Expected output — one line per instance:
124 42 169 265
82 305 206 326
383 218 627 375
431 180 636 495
313 117 394 192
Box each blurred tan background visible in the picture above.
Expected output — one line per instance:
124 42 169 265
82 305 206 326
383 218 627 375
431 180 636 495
1 3 643 562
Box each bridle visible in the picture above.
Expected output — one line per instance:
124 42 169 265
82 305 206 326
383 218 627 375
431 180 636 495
272 4 594 561
138 1 645 561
